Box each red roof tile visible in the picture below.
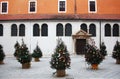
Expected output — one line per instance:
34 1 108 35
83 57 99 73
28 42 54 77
0 14 120 21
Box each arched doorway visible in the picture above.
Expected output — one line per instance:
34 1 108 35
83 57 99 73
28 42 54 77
72 30 91 55
75 39 86 54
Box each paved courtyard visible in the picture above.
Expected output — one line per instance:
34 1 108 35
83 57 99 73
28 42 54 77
0 55 120 79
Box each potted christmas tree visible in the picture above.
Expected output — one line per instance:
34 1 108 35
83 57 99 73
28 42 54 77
13 41 20 59
50 38 71 77
85 44 103 70
17 39 32 69
112 41 120 64
32 45 42 62
0 44 5 64
100 42 107 59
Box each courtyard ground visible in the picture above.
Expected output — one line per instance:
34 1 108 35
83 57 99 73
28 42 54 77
0 55 120 79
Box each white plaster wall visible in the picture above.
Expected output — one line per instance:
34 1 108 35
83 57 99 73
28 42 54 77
30 21 57 57
0 20 119 56
0 21 31 56
101 21 120 55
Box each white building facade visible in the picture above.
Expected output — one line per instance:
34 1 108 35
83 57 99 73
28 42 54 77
0 18 120 56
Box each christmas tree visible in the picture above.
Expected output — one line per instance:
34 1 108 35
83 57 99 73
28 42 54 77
100 42 107 58
32 45 42 61
112 41 120 64
13 41 20 58
0 44 5 64
85 43 103 69
50 38 71 77
17 39 32 68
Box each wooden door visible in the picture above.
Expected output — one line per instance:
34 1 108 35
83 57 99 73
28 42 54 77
76 39 86 55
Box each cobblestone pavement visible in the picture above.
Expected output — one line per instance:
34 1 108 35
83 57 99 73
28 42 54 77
0 55 120 79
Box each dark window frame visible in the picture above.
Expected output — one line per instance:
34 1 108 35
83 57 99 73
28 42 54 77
59 1 66 12
56 23 63 36
89 23 96 37
113 24 119 36
105 24 111 36
19 24 25 36
41 23 48 36
65 23 72 36
33 24 40 36
89 0 96 13
0 24 3 36
29 1 36 13
80 23 87 32
11 24 17 36
1 2 8 13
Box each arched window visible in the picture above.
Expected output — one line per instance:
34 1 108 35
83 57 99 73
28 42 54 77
89 24 96 37
113 24 119 36
41 23 48 36
0 24 3 36
11 24 17 36
19 24 25 36
65 23 72 36
105 24 111 36
80 23 87 32
33 24 40 36
56 23 63 36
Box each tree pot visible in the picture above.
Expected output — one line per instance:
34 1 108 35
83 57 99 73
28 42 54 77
91 64 98 70
56 70 66 77
0 60 4 64
34 58 40 62
116 59 120 64
22 62 31 69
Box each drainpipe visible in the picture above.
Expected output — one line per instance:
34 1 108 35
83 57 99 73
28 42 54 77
72 0 77 54
99 21 102 48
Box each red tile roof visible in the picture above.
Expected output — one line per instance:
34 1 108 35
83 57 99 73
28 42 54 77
0 14 120 21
